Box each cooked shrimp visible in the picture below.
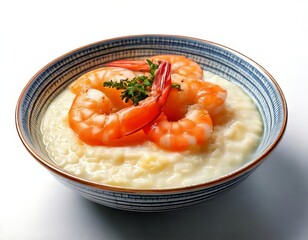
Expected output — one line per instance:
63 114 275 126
143 78 227 151
70 67 137 110
70 67 136 94
164 78 227 119
144 110 213 151
107 54 203 79
68 61 172 146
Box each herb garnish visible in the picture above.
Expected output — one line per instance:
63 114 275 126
104 60 180 105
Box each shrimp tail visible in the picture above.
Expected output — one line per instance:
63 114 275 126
106 60 150 71
152 61 172 108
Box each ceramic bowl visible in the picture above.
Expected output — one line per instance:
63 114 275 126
16 35 287 212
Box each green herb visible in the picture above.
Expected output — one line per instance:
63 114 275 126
172 83 181 89
104 77 152 105
146 59 159 77
104 60 180 105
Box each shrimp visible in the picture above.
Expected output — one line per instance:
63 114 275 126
107 54 203 80
164 78 227 119
144 110 212 152
70 67 136 94
68 61 172 146
143 78 227 151
70 67 137 110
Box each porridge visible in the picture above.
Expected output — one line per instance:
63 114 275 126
41 69 263 189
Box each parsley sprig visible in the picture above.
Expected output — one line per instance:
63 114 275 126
104 59 180 105
103 76 152 105
103 60 158 105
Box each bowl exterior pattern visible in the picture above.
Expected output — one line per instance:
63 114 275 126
16 35 287 211
54 170 253 212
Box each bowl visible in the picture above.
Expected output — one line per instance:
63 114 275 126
16 35 287 212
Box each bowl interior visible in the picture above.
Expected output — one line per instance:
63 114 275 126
16 35 287 189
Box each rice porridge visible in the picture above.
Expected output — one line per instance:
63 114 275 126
41 71 263 189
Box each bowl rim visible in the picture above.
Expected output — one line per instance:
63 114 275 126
15 34 288 194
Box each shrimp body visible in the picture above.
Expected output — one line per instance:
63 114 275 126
144 78 226 151
70 67 137 110
70 67 136 94
164 78 227 119
68 61 172 146
144 109 213 151
107 55 203 79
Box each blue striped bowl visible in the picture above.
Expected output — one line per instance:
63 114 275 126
16 35 287 212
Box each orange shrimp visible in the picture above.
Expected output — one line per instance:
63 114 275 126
144 110 213 152
68 61 172 146
143 78 227 151
70 67 137 110
164 78 227 119
107 54 203 79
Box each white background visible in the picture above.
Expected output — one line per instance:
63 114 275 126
1 0 308 239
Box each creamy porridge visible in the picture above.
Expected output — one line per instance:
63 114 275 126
41 71 263 189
